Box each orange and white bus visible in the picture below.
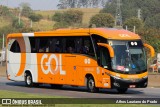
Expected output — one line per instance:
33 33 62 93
6 28 155 93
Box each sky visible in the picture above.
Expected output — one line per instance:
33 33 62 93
0 0 59 10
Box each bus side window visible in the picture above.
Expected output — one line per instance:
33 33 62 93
55 40 61 53
10 40 21 53
49 37 63 53
82 37 95 58
29 37 37 53
91 34 107 57
38 37 51 53
99 46 111 69
66 37 75 53
75 38 82 53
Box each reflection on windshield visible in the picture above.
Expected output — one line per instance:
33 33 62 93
109 40 146 74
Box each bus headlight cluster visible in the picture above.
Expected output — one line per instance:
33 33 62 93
131 42 137 46
143 76 148 79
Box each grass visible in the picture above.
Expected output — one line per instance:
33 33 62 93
0 90 62 98
33 19 54 31
0 8 101 32
0 17 10 28
80 8 101 24
0 90 156 107
35 8 101 25
0 8 100 32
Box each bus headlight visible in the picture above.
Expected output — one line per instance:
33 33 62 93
105 72 122 80
143 76 148 79
112 75 121 80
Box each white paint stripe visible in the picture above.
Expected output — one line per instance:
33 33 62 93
23 37 31 53
22 33 34 37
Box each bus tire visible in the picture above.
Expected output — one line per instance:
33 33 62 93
51 84 63 89
87 76 99 93
25 73 33 87
117 88 128 94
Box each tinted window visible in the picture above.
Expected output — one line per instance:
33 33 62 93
10 40 20 53
38 37 50 53
29 37 37 53
30 37 53 53
91 34 107 54
29 36 95 58
82 37 95 57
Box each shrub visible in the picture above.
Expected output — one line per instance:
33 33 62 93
89 13 114 27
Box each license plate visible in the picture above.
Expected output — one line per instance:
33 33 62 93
129 85 136 88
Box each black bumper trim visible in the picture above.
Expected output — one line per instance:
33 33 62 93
111 77 148 88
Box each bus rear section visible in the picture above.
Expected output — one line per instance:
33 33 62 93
6 28 155 93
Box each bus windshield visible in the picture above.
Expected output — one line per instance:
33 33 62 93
108 40 147 74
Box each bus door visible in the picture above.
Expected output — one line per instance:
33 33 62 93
97 46 111 88
63 54 77 85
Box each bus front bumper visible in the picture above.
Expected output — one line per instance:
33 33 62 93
111 76 148 88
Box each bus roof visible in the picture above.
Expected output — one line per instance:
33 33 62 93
7 28 141 40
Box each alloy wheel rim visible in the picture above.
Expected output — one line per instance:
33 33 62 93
27 76 31 85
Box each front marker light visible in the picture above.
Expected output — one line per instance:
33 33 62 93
112 75 121 80
143 76 148 79
105 72 122 80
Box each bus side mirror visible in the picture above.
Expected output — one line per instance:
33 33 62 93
97 43 114 58
143 43 155 58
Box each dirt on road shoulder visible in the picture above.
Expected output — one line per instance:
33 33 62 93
0 66 6 77
148 74 160 87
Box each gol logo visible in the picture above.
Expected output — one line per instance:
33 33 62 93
84 58 90 64
41 54 66 75
119 34 131 37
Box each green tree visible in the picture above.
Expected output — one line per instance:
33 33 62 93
101 0 137 22
0 25 18 49
89 13 114 27
145 13 160 29
52 9 83 28
29 13 43 22
63 10 83 25
123 17 144 31
12 18 24 29
57 0 109 9
53 22 69 29
139 28 160 52
101 0 160 28
20 2 33 17
0 6 10 16
52 12 63 22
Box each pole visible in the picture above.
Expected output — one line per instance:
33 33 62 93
133 26 136 33
0 49 1 65
18 7 22 25
2 34 4 50
30 20 32 28
126 26 128 30
18 13 21 25
1 34 5 66
138 9 141 20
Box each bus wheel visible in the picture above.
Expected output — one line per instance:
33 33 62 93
51 84 63 89
25 73 33 87
87 77 99 93
117 88 128 94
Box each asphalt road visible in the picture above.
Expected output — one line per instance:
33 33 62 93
0 77 160 98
